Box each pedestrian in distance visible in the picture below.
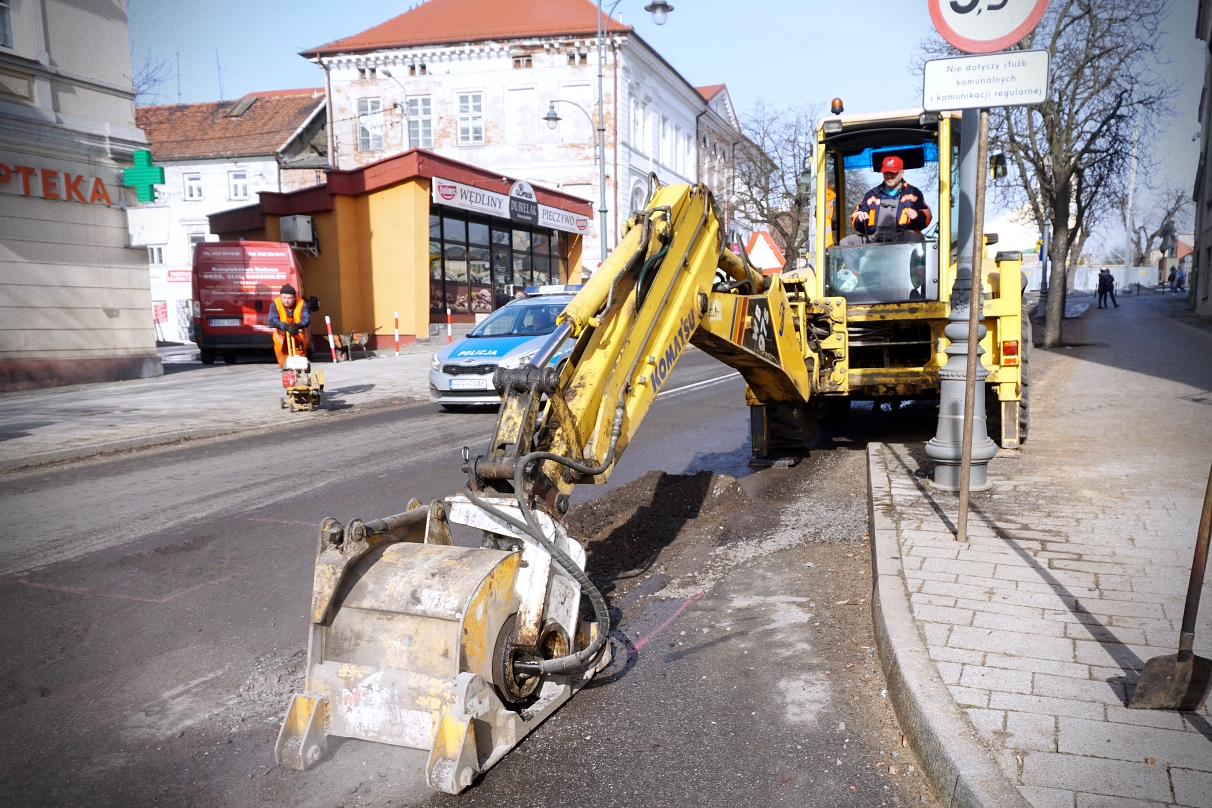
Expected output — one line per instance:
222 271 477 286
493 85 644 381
1177 268 1187 293
1097 269 1119 309
268 284 310 369
1168 267 1178 292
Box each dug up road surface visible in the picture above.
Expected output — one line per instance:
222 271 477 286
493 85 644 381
0 349 937 807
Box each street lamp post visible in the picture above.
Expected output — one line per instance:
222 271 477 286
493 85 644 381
549 0 671 267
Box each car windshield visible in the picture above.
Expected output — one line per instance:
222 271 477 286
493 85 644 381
825 242 940 304
467 302 566 337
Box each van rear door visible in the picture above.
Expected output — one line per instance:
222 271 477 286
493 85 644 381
193 242 300 353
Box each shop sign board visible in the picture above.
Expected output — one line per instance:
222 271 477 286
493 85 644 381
432 176 590 235
432 176 508 218
508 179 539 225
922 49 1050 111
0 156 118 206
928 0 1050 54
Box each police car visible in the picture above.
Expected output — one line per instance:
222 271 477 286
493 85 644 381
429 286 581 410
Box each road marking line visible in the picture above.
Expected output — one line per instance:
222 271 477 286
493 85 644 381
627 589 706 653
18 574 236 604
655 372 742 400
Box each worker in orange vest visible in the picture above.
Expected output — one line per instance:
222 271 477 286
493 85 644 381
268 284 310 368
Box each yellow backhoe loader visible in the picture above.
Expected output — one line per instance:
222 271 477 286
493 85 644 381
273 178 841 793
807 107 1029 445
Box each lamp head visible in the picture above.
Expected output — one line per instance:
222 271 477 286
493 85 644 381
644 0 673 25
380 67 393 77
543 103 561 130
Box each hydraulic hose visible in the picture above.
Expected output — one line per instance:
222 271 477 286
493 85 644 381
464 405 625 676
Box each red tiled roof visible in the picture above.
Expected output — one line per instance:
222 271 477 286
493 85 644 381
301 0 629 57
136 91 325 162
697 84 726 102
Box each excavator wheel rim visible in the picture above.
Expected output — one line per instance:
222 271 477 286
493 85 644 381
492 613 542 703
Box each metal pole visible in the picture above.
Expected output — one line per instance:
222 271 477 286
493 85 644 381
956 108 990 542
1123 120 1139 286
596 0 610 265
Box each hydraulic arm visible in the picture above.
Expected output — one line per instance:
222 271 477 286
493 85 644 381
275 181 829 793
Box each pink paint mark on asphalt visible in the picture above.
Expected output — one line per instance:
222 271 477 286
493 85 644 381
627 589 706 654
18 574 236 604
247 517 320 527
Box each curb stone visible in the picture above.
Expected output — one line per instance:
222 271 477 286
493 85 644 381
867 442 1031 808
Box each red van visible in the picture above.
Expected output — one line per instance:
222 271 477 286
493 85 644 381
191 241 316 365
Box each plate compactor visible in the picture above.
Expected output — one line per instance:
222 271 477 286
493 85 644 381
280 334 323 412
274 180 824 793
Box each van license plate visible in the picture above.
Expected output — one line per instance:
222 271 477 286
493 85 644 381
209 318 242 327
450 379 488 390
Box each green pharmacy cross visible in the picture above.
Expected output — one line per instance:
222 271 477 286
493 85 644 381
123 149 165 203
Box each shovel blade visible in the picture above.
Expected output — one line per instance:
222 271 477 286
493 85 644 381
1128 652 1212 712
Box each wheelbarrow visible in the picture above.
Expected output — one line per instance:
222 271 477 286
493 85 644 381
334 327 380 362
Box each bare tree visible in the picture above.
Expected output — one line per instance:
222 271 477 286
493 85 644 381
1126 189 1194 264
732 101 820 268
133 53 175 106
921 0 1172 346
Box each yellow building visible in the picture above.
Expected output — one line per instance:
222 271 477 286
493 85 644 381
209 148 589 348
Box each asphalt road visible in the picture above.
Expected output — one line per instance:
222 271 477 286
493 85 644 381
0 349 938 807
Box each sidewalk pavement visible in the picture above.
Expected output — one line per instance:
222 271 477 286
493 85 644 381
0 350 435 472
870 293 1212 808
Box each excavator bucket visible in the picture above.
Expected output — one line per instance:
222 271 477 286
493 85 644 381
275 497 610 793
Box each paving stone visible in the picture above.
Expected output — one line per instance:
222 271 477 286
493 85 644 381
1064 620 1149 647
1074 794 1161 808
1171 767 1212 808
984 653 1089 680
1102 702 1188 731
948 625 1075 662
923 557 998 578
935 660 962 685
966 707 1006 745
1057 716 1212 770
920 579 996 601
928 644 985 665
947 685 989 707
1032 673 1127 705
1018 785 1076 808
911 592 958 608
913 603 975 626
973 611 1070 638
922 621 952 646
1006 710 1056 752
960 664 1035 694
1019 752 1172 802
956 597 1045 619
988 692 1105 721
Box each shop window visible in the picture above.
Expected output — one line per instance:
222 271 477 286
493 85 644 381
357 98 383 151
184 173 203 200
408 96 432 148
228 170 248 200
457 92 484 146
147 246 164 265
429 206 571 318
0 1 12 49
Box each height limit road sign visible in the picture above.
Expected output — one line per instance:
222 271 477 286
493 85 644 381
929 0 1050 54
922 49 1050 111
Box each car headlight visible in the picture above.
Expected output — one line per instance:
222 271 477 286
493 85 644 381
500 350 538 369
431 352 441 372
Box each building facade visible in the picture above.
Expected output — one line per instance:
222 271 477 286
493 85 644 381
301 0 747 275
131 90 327 342
0 0 158 390
208 149 591 347
1194 0 1212 315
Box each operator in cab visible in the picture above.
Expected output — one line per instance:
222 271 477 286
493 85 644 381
842 155 932 245
268 283 310 368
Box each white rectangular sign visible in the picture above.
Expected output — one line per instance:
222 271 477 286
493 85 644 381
922 49 1050 111
431 175 590 235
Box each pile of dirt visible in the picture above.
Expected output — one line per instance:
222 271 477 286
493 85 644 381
564 470 749 597
229 648 306 723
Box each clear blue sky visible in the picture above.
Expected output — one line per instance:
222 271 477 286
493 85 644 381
129 0 1203 248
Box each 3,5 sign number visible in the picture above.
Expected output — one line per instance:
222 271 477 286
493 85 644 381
928 0 1050 54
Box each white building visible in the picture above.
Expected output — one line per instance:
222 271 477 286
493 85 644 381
131 90 327 342
301 0 748 274
0 0 158 389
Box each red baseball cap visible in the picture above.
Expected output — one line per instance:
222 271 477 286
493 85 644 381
880 155 904 174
